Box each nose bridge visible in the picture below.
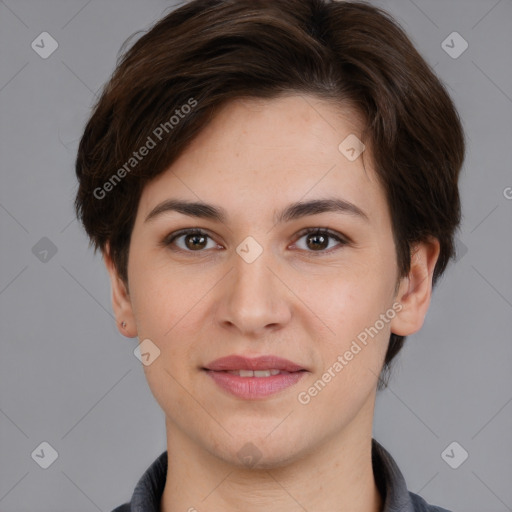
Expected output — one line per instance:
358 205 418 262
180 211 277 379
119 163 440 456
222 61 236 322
235 241 272 295
221 235 290 333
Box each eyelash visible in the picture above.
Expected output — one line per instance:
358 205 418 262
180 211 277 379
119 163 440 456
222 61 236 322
161 227 349 256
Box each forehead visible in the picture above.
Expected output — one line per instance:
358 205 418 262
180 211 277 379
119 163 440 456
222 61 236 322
136 94 387 226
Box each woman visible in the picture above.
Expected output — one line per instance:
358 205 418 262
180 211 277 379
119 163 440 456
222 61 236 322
74 1 464 510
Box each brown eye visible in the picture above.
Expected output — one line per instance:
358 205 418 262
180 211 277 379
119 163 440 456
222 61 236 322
183 232 208 250
293 228 348 254
306 232 329 250
162 227 348 256
163 229 217 252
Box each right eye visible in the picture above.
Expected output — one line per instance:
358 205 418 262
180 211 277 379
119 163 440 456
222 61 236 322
161 228 221 253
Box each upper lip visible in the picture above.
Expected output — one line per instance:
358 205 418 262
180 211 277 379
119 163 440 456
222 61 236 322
204 355 306 372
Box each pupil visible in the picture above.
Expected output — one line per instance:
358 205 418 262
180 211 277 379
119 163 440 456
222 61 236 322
308 233 327 250
186 234 206 250
183 233 328 251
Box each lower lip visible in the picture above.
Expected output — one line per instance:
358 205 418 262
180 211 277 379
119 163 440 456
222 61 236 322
204 370 306 399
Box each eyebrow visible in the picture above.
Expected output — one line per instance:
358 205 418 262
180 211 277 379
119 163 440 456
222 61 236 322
144 197 369 225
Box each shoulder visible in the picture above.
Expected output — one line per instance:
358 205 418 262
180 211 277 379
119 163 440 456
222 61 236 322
110 504 130 512
409 491 453 512
109 450 168 512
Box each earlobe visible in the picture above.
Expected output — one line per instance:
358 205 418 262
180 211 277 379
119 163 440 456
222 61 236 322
103 243 137 338
390 237 440 337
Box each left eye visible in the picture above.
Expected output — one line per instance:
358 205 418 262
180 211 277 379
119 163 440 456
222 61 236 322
293 228 348 254
163 228 219 252
162 228 347 254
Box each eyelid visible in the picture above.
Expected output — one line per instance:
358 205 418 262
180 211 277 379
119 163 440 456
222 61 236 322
161 227 350 254
160 228 219 250
292 227 351 245
290 227 350 256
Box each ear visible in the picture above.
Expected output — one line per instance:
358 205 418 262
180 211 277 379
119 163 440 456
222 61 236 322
103 243 137 338
390 237 441 336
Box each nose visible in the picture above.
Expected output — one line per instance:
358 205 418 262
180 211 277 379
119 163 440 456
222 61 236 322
216 242 292 337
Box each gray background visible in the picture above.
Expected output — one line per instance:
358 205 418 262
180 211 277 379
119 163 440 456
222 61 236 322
0 0 511 511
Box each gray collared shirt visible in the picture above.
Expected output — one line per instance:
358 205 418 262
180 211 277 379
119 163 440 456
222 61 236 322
112 438 452 512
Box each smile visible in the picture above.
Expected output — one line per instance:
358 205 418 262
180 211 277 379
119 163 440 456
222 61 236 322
225 369 285 377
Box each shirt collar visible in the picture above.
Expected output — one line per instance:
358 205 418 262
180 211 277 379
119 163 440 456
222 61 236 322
125 438 436 512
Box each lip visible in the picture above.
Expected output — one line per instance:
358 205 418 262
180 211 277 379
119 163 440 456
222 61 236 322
203 355 308 400
204 355 306 372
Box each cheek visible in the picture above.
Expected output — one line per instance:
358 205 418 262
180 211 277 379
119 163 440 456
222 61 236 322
295 280 394 424
128 261 213 400
131 267 201 413
128 256 199 334
306 261 395 337
302 258 396 389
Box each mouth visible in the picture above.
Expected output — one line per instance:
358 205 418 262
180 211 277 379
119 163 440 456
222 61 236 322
202 355 308 399
203 354 307 372
221 369 300 377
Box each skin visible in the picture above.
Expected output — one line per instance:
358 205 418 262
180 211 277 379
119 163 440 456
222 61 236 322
104 94 440 512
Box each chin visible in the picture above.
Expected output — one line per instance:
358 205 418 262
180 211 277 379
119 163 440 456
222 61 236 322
210 431 308 470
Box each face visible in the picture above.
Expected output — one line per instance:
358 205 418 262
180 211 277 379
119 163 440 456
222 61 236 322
106 94 438 468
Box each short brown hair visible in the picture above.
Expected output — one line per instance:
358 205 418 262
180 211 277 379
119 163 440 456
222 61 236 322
75 0 465 388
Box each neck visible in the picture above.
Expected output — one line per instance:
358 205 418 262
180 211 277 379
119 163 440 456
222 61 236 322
160 408 382 512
